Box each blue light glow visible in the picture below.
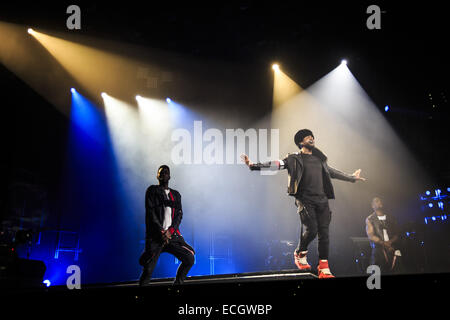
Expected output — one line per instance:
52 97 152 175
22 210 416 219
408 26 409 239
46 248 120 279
426 190 431 196
428 203 433 208
166 97 172 103
43 279 51 287
384 105 389 112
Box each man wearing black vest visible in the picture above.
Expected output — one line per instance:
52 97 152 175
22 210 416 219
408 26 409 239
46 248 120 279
242 129 365 278
366 197 403 273
138 165 195 286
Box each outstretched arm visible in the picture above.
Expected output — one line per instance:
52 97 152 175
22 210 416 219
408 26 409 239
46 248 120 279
328 165 366 182
240 154 287 171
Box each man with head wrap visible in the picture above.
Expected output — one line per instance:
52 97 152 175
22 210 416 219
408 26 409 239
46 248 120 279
242 129 365 278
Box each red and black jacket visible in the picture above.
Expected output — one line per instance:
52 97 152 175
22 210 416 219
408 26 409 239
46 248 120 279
145 185 183 241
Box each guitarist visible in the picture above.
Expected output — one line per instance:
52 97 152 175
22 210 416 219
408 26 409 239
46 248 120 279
366 197 402 273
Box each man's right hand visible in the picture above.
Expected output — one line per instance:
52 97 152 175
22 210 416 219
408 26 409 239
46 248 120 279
240 154 253 167
383 241 394 253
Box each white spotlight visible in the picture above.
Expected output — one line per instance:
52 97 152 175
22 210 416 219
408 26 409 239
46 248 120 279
341 59 348 65
136 95 142 100
101 92 108 99
27 28 34 35
166 97 172 103
272 64 280 71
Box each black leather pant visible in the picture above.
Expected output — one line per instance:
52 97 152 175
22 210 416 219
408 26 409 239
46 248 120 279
295 198 332 260
139 233 195 286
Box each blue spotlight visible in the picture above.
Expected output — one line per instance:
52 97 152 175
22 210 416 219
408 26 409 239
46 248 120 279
426 190 431 196
432 216 436 221
43 279 51 287
428 203 433 208
447 187 450 192
424 217 428 224
166 97 172 103
71 88 76 93
384 105 389 112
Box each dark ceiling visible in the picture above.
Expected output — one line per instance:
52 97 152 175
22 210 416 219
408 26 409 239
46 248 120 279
1 3 448 101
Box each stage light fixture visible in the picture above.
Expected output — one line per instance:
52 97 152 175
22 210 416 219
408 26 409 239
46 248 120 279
384 105 389 112
27 28 34 35
101 92 108 99
272 64 280 71
136 95 142 100
43 280 51 287
166 97 172 103
341 59 347 65
71 88 76 93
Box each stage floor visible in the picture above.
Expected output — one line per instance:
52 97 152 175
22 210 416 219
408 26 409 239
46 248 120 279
108 269 318 288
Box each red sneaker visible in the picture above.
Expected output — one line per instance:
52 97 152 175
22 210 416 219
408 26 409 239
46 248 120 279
317 260 335 279
294 251 311 271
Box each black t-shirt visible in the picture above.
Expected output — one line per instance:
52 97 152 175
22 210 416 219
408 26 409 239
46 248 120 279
298 153 327 203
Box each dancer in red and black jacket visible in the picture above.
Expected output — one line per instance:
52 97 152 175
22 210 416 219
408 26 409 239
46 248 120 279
138 165 195 286
242 129 365 278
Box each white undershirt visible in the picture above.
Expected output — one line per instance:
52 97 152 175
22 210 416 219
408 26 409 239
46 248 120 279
377 215 390 241
377 214 401 256
162 189 172 231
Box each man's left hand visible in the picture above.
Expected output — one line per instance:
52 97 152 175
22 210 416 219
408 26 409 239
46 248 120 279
352 169 366 181
162 230 172 245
